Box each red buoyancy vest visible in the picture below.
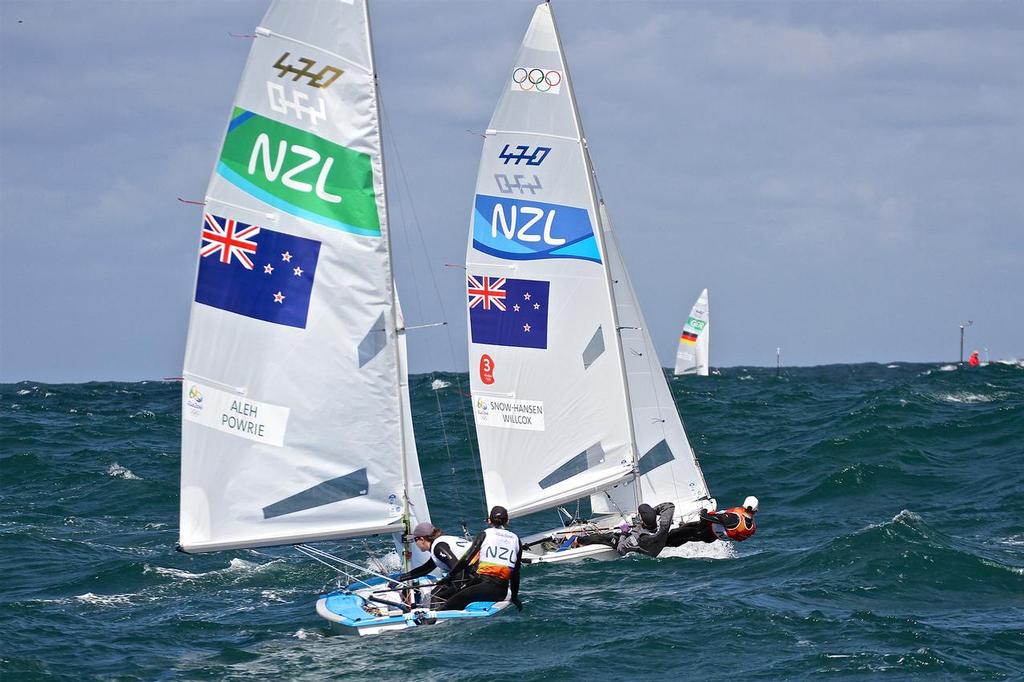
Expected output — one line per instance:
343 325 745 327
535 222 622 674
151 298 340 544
709 507 756 542
969 353 980 367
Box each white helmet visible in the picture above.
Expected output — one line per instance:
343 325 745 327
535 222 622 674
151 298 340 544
743 496 759 513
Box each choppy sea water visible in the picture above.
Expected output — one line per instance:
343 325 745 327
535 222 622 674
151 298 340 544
2 362 1022 680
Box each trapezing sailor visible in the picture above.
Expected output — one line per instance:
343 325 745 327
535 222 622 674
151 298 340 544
393 522 475 607
665 496 759 546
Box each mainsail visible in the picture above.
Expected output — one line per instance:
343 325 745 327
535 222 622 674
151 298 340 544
674 288 710 376
179 0 429 553
466 3 710 523
465 3 635 519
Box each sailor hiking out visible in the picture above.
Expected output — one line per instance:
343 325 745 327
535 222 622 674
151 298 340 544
437 506 523 612
576 502 677 558
666 496 759 546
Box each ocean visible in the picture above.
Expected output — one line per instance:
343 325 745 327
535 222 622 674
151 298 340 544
2 362 1022 680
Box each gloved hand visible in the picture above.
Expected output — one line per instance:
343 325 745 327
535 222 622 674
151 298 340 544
511 597 523 612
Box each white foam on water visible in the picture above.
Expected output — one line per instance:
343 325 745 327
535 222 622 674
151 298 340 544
75 592 134 606
107 463 142 480
937 392 993 404
431 379 451 390
886 364 899 369
739 375 753 381
144 557 275 582
129 409 155 419
16 389 31 395
293 628 323 640
661 540 737 560
260 590 288 603
938 364 958 372
369 550 403 573
145 564 205 580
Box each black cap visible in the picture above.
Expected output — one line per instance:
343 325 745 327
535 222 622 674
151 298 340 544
637 503 657 530
489 505 509 526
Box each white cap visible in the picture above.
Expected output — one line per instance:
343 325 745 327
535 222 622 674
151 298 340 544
743 496 759 513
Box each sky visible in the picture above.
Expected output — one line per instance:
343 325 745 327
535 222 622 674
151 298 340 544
1 0 1021 382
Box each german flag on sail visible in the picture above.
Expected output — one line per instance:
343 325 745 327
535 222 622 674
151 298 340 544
680 331 698 345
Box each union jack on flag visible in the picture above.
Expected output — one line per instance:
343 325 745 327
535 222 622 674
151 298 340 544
467 275 507 311
200 213 260 270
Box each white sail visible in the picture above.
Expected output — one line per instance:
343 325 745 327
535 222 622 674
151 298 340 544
591 207 712 519
179 0 429 553
674 288 710 376
466 3 635 519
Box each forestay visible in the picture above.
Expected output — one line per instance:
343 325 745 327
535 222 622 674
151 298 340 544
674 288 710 376
466 3 635 519
591 207 711 519
179 0 429 553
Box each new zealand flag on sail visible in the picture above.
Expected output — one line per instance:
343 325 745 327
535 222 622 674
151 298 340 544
468 275 550 349
195 213 321 329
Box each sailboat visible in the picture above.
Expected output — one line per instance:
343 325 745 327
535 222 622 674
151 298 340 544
465 3 715 564
178 0 508 635
673 288 710 376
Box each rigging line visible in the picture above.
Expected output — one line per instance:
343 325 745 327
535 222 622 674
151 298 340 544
603 490 632 522
296 544 396 585
377 91 486 503
377 99 468 525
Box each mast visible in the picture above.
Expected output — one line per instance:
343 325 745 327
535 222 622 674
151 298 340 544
363 0 412 572
546 4 642 499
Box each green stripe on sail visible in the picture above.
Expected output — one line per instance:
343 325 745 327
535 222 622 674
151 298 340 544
218 108 380 236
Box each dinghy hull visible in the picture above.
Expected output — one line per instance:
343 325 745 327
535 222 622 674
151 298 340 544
316 577 511 636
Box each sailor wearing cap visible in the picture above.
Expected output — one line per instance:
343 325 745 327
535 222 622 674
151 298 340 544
396 521 474 605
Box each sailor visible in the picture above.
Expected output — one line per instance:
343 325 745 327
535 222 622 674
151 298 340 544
665 496 759 546
616 502 676 557
436 506 523 612
395 521 474 605
576 502 676 558
968 350 981 367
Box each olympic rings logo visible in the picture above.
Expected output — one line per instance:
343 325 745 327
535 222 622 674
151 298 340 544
511 66 562 93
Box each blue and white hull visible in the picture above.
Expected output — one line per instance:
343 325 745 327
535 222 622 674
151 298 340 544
316 576 511 636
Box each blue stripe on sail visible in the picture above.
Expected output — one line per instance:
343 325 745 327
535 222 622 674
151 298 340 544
637 440 674 476
216 162 382 237
228 110 256 131
262 468 369 519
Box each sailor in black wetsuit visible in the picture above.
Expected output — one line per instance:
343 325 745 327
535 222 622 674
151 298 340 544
395 522 473 605
578 502 676 558
436 506 523 612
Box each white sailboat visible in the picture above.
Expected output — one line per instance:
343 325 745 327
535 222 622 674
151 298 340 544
465 3 715 564
674 288 710 376
179 0 507 635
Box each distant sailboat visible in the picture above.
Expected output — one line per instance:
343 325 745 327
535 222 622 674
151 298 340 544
178 0 508 635
674 288 710 376
464 3 714 564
